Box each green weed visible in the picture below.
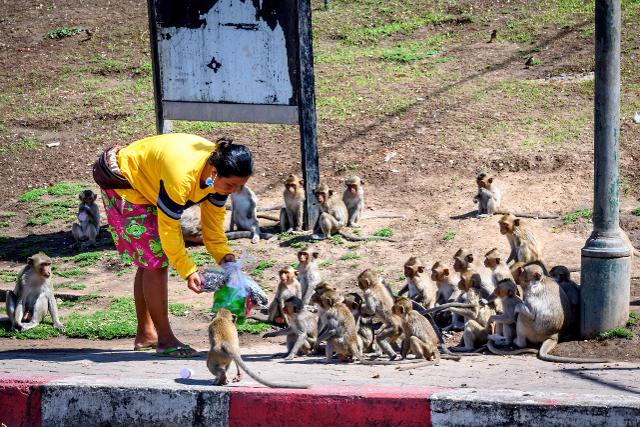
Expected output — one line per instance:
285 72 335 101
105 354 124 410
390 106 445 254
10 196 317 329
631 208 640 216
329 234 345 245
55 268 88 278
443 231 456 241
56 283 86 291
627 312 640 327
190 249 214 267
64 297 136 339
251 260 277 278
46 27 83 39
0 270 18 282
289 241 307 249
345 12 455 44
347 243 361 250
237 320 271 334
339 253 361 261
0 222 8 227
318 260 334 269
598 327 634 340
373 227 394 237
563 209 593 224
169 303 191 317
72 251 102 267
0 319 62 339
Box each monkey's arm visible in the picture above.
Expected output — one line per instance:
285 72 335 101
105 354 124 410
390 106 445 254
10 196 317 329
201 200 235 264
448 306 479 319
488 314 514 325
318 328 336 342
285 332 310 359
88 204 100 226
514 303 534 321
13 297 25 329
295 200 304 230
46 290 64 330
263 327 292 338
398 284 409 296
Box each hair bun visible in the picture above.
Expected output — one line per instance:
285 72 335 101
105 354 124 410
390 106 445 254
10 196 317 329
216 137 233 151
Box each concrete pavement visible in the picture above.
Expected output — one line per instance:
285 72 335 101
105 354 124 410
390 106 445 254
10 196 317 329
1 341 640 426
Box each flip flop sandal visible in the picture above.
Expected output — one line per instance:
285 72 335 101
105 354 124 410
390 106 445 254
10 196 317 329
153 345 199 358
134 343 158 351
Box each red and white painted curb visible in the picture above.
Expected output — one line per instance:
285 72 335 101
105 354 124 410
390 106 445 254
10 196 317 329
2 375 640 426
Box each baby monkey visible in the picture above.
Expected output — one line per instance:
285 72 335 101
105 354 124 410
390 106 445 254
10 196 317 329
208 308 307 388
263 296 318 360
486 279 521 346
72 189 100 247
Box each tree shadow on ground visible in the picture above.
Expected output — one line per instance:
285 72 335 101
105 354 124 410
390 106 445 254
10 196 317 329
562 367 640 395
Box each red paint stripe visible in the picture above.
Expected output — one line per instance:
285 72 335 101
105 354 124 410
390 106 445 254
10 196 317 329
229 386 443 427
0 375 56 427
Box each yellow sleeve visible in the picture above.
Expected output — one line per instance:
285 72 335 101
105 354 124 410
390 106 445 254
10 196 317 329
157 210 197 279
201 195 234 264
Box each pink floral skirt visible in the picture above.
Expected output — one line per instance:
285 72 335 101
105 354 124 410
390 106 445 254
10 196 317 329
100 189 168 269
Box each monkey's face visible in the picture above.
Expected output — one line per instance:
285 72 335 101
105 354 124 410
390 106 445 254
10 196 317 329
346 183 358 195
279 268 295 284
315 191 327 204
453 257 465 272
29 255 52 278
297 251 309 264
499 215 514 235
484 257 498 269
357 278 370 291
285 183 298 194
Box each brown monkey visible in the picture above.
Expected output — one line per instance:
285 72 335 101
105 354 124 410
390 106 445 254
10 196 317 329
486 279 521 346
431 261 464 331
393 297 439 365
499 214 543 265
342 176 364 228
280 174 305 232
317 290 366 363
263 296 317 360
344 292 377 353
357 269 400 359
448 272 494 352
488 263 609 363
267 266 302 325
207 308 307 387
549 265 580 334
312 183 395 242
296 246 321 305
72 189 100 247
488 29 497 43
6 252 64 332
453 248 495 298
310 281 337 350
398 257 438 308
484 248 514 286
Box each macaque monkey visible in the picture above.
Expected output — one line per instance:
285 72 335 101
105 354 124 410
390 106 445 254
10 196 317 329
342 176 364 228
6 252 64 332
398 257 438 308
263 296 318 360
317 290 366 363
453 248 495 298
499 214 543 265
280 174 304 232
473 173 502 217
431 261 464 331
268 267 302 325
484 248 514 286
207 308 307 387
72 189 100 247
310 281 337 349
549 265 580 334
357 269 401 359
448 272 494 352
488 29 497 43
392 297 439 365
296 246 321 305
229 185 274 244
343 292 377 354
486 279 521 346
312 183 395 242
488 263 609 363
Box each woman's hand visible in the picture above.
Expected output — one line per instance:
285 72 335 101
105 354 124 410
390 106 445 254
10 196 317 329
220 253 236 264
187 271 204 294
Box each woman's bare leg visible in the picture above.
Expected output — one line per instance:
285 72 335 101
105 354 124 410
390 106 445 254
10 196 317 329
133 267 157 349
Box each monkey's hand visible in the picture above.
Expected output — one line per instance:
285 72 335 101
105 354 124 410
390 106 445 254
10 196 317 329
54 322 65 333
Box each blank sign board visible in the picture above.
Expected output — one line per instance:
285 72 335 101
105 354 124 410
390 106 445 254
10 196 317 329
149 0 300 124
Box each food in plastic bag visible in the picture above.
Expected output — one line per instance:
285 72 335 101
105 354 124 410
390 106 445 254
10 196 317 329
200 269 228 293
210 259 267 324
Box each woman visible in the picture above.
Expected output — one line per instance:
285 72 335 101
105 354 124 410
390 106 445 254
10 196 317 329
100 133 254 357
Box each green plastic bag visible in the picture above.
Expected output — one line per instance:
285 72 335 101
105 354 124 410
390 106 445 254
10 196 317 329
211 284 249 324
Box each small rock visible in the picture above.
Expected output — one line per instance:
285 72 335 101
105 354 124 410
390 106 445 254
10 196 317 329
46 142 60 148
634 112 640 124
372 373 380 379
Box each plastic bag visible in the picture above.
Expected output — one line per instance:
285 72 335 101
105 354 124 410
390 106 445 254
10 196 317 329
210 257 267 323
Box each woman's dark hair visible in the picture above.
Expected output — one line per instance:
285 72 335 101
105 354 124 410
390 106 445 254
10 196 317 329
208 137 255 177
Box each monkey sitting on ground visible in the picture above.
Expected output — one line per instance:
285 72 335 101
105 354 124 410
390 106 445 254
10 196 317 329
487 263 609 363
484 248 514 286
263 296 317 360
311 183 395 242
549 265 580 336
431 261 464 330
499 214 544 265
344 292 378 354
229 185 275 243
342 176 364 228
453 248 495 298
6 252 64 332
72 189 100 247
207 308 307 387
280 174 305 232
268 266 302 326
296 246 321 306
486 279 521 346
398 257 438 309
317 290 367 363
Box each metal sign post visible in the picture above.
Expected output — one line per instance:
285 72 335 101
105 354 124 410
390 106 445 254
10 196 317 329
147 0 319 229
580 0 630 338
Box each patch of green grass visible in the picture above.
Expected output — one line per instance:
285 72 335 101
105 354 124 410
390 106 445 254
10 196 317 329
627 312 640 327
0 306 5 313
277 232 296 241
169 303 191 317
631 208 640 216
250 260 277 279
379 45 439 63
289 241 307 249
398 274 406 281
329 234 345 245
0 319 62 339
47 182 88 197
563 209 593 224
339 253 361 261
345 12 456 45
442 231 456 241
190 249 214 267
56 283 86 291
598 327 634 340
373 227 394 237
27 199 77 225
347 243 361 250
318 260 334 269
64 297 136 339
19 188 48 202
172 120 234 133
0 270 18 282
72 251 102 267
46 27 83 39
0 222 9 227
55 268 88 278
237 320 272 334
349 263 360 269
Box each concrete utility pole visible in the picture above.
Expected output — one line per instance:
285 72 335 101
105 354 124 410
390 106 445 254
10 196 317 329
580 0 631 338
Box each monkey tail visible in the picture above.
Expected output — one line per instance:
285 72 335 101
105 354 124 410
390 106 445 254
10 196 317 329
487 340 538 356
229 351 309 389
360 213 407 220
494 211 560 220
257 213 280 222
424 302 477 315
396 355 441 371
337 231 397 242
537 338 611 364
257 205 283 212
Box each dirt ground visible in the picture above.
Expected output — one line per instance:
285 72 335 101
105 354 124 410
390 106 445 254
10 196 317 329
1 0 640 362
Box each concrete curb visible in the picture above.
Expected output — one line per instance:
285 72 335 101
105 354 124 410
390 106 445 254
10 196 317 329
1 375 640 426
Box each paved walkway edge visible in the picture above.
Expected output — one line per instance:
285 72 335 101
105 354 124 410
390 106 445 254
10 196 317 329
1 376 640 426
